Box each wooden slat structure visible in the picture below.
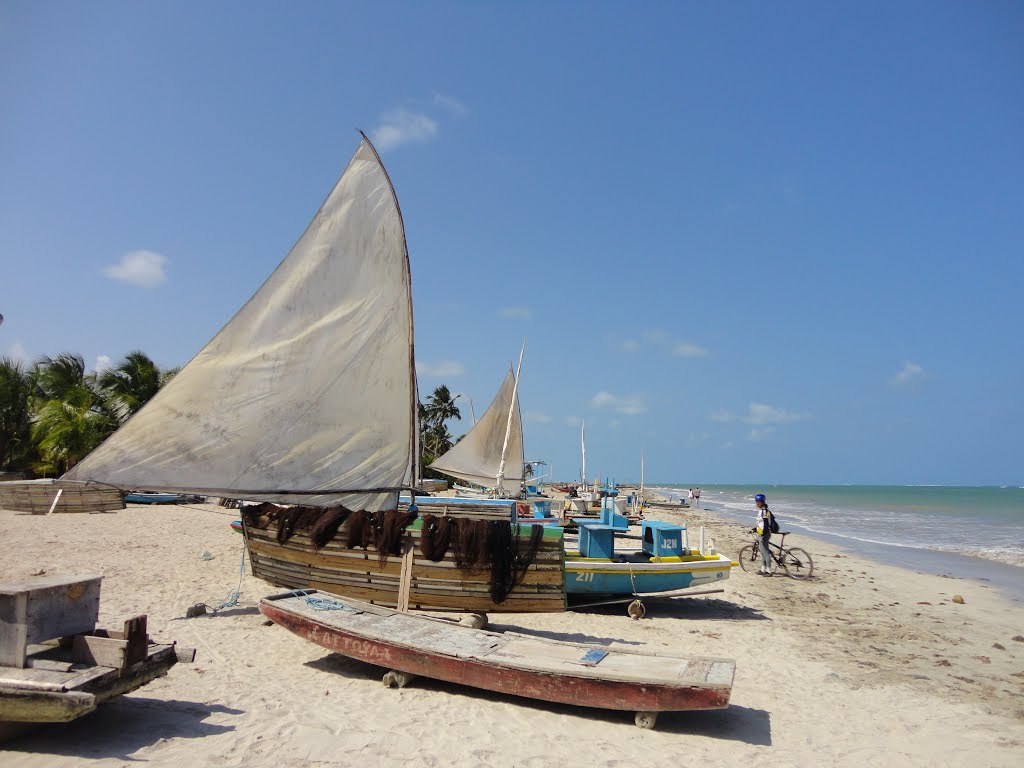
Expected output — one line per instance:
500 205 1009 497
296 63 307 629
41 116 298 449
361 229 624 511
244 516 567 613
0 480 124 514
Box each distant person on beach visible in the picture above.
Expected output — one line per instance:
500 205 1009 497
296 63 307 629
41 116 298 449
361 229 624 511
755 493 774 575
694 487 702 508
687 488 694 506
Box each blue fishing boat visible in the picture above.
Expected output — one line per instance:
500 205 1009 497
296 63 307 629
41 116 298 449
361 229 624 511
124 492 183 504
565 481 733 597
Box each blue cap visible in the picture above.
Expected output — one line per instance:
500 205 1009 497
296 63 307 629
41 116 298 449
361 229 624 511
754 493 766 502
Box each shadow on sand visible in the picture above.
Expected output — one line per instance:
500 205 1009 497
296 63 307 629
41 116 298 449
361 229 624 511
305 653 389 681
1 698 243 758
350 667 771 743
569 597 768 622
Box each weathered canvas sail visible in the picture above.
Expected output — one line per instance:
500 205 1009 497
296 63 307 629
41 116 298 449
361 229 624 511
429 369 524 493
64 137 416 511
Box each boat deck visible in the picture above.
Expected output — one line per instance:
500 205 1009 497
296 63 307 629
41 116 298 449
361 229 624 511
260 590 734 719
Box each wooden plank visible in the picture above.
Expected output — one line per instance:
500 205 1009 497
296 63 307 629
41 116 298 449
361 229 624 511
45 488 63 515
397 545 414 613
122 616 148 667
0 687 96 723
71 635 127 670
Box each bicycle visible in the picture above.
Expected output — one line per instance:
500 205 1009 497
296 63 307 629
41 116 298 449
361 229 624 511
738 530 814 580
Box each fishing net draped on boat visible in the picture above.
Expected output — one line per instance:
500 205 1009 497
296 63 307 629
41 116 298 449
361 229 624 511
242 506 546 603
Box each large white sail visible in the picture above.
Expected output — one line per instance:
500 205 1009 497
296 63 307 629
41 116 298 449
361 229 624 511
429 368 524 493
64 137 416 511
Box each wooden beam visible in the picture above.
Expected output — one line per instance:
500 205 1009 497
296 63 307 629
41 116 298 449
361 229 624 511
0 687 96 723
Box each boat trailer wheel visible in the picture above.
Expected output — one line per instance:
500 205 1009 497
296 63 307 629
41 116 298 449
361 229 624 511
634 711 658 729
627 599 646 620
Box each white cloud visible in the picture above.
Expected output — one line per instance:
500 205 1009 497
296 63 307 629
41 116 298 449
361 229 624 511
894 362 925 385
372 109 438 151
709 409 737 423
418 360 465 377
6 342 27 363
639 328 710 359
523 411 552 424
672 341 709 358
500 306 533 319
433 92 469 117
746 402 807 425
747 427 774 442
621 339 639 352
103 250 167 287
590 391 648 415
94 355 112 372
608 419 620 430
564 416 582 427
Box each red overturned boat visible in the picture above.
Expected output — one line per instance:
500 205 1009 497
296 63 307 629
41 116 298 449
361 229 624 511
260 590 735 729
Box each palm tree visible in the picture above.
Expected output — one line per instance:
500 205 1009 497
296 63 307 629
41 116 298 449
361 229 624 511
97 350 163 420
0 357 33 470
424 385 461 427
30 353 117 475
33 353 88 401
419 385 461 478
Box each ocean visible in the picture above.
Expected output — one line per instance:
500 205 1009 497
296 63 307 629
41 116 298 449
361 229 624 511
654 484 1024 602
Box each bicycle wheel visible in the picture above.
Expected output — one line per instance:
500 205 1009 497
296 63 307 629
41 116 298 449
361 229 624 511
737 544 759 573
781 547 814 579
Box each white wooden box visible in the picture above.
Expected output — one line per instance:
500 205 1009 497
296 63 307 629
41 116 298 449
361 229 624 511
0 574 102 668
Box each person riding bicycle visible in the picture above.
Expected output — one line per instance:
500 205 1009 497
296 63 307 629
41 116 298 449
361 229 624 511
754 493 775 576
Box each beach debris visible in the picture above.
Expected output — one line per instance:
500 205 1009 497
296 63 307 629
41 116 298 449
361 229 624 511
917 601 932 605
952 595 965 604
1012 671 1024 678
975 656 991 664
185 603 208 618
993 643 1006 650
199 550 215 561
935 659 952 667
262 619 274 626
1012 635 1024 643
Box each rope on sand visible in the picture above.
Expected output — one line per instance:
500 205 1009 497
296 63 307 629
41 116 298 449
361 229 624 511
185 540 247 617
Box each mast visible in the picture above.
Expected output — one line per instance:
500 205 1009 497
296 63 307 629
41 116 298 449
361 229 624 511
495 340 525 494
640 450 645 494
581 420 586 486
358 131 419 496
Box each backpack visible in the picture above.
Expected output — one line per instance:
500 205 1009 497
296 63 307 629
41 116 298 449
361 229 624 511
768 509 780 534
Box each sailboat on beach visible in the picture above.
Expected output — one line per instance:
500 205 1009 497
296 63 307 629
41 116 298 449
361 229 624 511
62 135 565 614
429 364 525 497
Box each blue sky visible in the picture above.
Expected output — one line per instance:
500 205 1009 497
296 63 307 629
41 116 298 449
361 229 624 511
2 2 1021 486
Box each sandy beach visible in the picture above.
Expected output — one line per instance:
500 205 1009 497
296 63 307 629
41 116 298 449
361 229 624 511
2 498 1022 767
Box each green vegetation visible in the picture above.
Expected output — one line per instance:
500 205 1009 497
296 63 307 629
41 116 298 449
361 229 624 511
0 351 171 476
1 351 462 484
419 384 462 480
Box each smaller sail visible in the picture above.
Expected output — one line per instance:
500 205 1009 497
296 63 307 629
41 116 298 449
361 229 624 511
430 369 524 493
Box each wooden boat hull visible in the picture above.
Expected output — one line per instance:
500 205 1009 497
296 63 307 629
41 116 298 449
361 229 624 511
564 554 733 595
244 515 567 613
0 480 124 514
260 591 734 715
0 644 181 726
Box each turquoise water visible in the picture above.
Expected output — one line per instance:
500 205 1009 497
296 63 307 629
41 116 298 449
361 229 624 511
654 484 1024 569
